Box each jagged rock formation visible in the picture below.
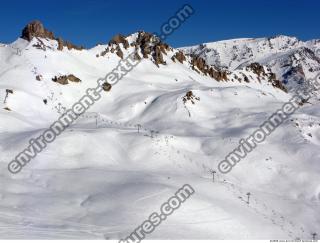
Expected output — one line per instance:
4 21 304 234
134 32 170 66
21 20 84 51
98 31 171 66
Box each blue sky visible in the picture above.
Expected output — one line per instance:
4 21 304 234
0 0 319 48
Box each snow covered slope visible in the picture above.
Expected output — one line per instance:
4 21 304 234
0 22 319 239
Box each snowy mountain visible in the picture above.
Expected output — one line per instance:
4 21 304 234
0 21 319 240
181 35 320 91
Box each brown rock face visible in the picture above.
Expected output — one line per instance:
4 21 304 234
21 20 54 41
21 21 84 51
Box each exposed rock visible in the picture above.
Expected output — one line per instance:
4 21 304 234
100 48 109 57
133 52 141 60
247 63 265 77
32 38 47 51
182 91 200 104
172 51 186 63
52 75 68 85
52 74 81 85
109 34 129 49
21 20 54 41
36 75 43 81
116 46 124 59
21 21 84 51
270 78 287 92
64 41 84 51
208 67 228 81
133 31 170 65
153 46 165 66
57 37 64 51
67 74 81 83
190 55 228 81
106 31 171 66
243 74 249 83
102 82 112 92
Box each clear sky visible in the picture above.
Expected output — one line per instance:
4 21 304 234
0 0 319 48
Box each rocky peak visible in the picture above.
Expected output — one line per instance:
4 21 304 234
21 20 54 41
99 31 171 66
21 20 84 51
132 31 170 66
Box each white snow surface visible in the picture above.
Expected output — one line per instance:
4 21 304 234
0 35 319 239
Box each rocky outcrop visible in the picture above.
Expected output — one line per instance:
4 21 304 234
115 46 123 59
52 74 81 85
133 31 170 66
21 21 84 51
133 52 141 60
182 91 200 104
102 82 112 92
104 31 170 65
246 62 287 92
36 75 43 81
109 34 129 49
190 55 228 81
21 21 54 41
171 51 186 63
247 63 265 77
